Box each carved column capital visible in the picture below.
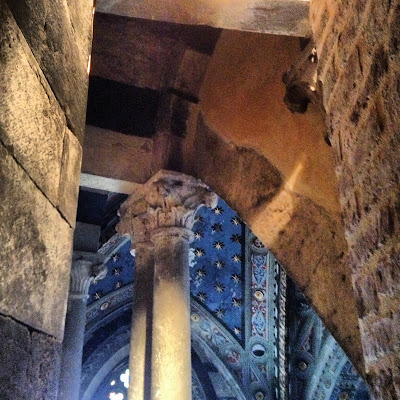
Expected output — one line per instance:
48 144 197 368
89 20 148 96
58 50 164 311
70 251 107 299
117 170 217 246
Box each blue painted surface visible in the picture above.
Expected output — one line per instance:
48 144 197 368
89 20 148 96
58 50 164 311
81 191 370 400
88 198 245 339
190 198 245 340
89 240 135 303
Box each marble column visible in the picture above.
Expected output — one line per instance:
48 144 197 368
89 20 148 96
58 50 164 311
58 252 107 400
128 238 155 400
117 170 217 400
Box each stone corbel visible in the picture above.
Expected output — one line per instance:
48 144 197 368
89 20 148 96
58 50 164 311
282 40 323 114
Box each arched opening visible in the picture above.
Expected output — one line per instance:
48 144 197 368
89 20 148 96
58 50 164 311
76 192 369 399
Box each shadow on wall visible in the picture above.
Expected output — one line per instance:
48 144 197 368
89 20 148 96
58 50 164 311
181 30 363 374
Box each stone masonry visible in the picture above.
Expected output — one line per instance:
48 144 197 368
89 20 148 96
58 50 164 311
0 0 93 398
310 0 400 398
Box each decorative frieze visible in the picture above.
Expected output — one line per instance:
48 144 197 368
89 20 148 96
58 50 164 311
278 268 287 400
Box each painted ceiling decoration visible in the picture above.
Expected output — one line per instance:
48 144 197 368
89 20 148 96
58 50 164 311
78 190 369 400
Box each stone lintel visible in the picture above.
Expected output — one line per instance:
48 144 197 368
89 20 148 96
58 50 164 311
80 172 141 195
96 0 311 37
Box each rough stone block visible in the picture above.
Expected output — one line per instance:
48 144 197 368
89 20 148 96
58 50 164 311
0 143 73 339
0 315 61 400
28 331 62 400
374 246 400 297
5 0 93 140
353 271 379 318
309 2 328 43
82 125 153 183
0 2 65 206
0 315 29 399
58 128 82 227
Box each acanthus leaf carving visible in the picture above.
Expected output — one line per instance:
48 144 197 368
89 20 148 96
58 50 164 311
117 170 217 246
70 251 107 299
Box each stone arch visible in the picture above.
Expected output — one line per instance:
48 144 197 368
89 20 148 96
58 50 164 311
178 31 363 372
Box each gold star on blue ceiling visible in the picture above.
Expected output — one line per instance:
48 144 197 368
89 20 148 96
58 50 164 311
189 198 245 340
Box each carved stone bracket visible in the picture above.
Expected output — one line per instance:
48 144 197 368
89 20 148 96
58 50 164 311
282 40 323 114
70 251 107 299
117 170 218 246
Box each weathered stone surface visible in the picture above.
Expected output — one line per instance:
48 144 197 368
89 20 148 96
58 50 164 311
0 142 73 339
5 0 94 140
82 125 154 183
0 2 65 206
29 331 62 400
117 170 217 243
65 0 95 56
58 128 83 227
310 0 400 396
96 0 310 37
183 114 364 373
0 315 62 400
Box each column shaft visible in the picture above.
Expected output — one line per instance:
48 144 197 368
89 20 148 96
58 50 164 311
58 253 106 400
117 170 217 400
128 244 154 400
58 297 88 400
151 228 192 400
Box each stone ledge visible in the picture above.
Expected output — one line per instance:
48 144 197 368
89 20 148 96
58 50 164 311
96 0 310 37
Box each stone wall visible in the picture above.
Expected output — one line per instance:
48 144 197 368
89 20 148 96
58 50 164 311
0 0 93 398
309 0 400 398
0 315 62 400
